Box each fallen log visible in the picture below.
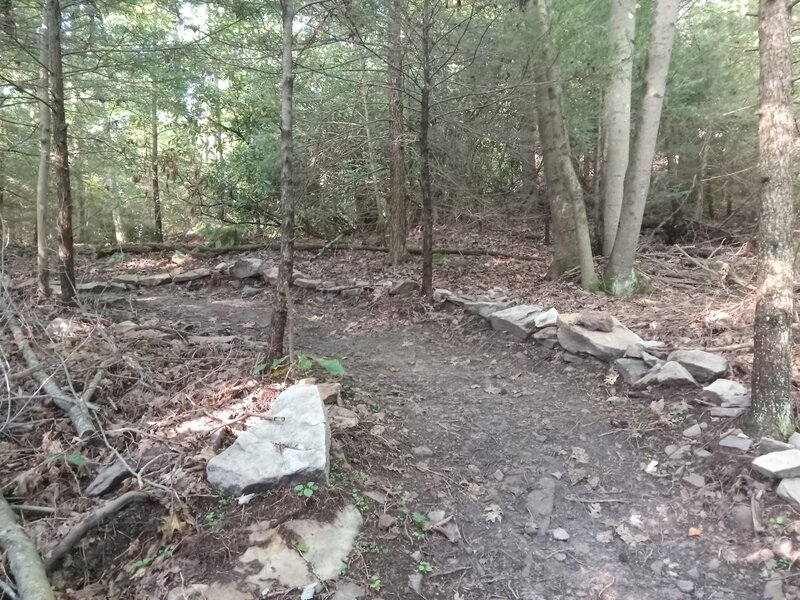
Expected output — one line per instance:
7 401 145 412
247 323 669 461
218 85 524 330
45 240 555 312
93 241 539 262
0 494 55 600
44 491 150 574
1 285 96 439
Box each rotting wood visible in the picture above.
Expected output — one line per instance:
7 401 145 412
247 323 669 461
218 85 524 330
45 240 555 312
44 491 150 574
92 241 539 262
0 494 55 600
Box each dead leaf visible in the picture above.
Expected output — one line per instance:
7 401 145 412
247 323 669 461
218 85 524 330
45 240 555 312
568 468 588 485
160 511 185 543
615 523 649 545
688 527 702 537
484 504 503 523
571 447 589 464
588 503 602 518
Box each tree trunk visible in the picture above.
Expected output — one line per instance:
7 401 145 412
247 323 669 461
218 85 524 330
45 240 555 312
420 0 433 299
36 1 51 298
267 0 295 360
748 0 795 439
601 0 636 256
151 86 163 242
360 59 385 229
693 132 709 220
0 495 55 600
387 0 408 264
0 0 15 37
605 0 679 295
531 0 598 289
47 0 74 303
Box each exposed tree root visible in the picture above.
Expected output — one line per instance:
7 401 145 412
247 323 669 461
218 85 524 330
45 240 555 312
44 491 151 574
92 241 539 261
0 494 55 600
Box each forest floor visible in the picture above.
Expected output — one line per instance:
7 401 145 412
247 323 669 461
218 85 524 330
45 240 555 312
2 225 798 600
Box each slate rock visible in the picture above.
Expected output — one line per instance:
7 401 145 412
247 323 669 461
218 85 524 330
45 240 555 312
614 358 650 385
789 432 800 449
751 449 800 479
327 406 360 430
206 384 330 494
241 286 261 298
576 311 616 332
534 308 559 328
332 582 366 600
625 340 667 359
230 257 264 279
556 313 642 362
763 579 785 600
377 514 395 530
263 266 279 285
295 278 322 289
411 445 434 458
464 301 513 319
173 268 211 283
489 305 544 340
641 351 664 368
85 458 134 497
759 438 793 455
138 273 172 287
682 424 702 439
551 527 569 541
77 281 128 293
710 406 746 418
317 383 341 405
719 434 753 452
389 279 420 296
682 473 705 488
703 379 751 407
667 349 728 383
432 289 453 302
526 477 555 535
635 361 698 388
777 478 800 511
676 580 694 594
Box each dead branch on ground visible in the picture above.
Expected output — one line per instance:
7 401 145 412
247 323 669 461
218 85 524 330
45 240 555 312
0 494 55 600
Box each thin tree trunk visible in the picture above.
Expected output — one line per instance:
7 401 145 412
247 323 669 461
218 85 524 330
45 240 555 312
0 0 15 37
360 60 385 229
748 0 795 439
70 94 85 244
151 86 163 242
605 0 680 295
47 0 74 304
387 0 408 264
693 132 709 221
601 0 636 256
531 0 598 289
267 0 295 359
420 0 433 299
0 495 55 600
36 1 51 298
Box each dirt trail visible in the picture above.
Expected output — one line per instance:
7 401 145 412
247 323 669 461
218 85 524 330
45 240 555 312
134 288 764 600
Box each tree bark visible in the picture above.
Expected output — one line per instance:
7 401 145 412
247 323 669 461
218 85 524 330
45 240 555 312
605 0 679 295
693 132 709 220
387 0 408 264
47 0 75 304
601 0 636 256
531 0 598 289
267 0 295 360
360 59 385 229
420 0 433 299
0 495 55 600
36 1 51 298
151 85 163 242
748 0 795 439
0 0 15 38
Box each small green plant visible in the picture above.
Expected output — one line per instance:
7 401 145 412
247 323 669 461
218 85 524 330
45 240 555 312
216 493 232 507
107 251 128 264
44 452 88 472
669 410 685 423
369 575 382 591
777 556 792 570
417 560 433 573
295 481 319 499
204 511 219 524
770 515 787 529
131 545 174 570
432 252 448 261
352 488 369 512
296 539 309 554
337 563 348 576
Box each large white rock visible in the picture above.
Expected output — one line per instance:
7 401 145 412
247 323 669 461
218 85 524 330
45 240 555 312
489 305 544 340
557 313 642 362
667 350 728 383
777 478 800 511
752 449 800 479
207 384 330 494
230 257 264 279
534 308 559 328
703 379 751 407
464 300 513 319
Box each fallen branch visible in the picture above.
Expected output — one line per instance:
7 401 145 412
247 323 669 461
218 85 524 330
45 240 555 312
93 241 539 261
44 491 150 574
1 287 96 439
0 494 55 600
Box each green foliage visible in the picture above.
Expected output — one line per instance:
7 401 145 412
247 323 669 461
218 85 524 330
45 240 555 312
44 452 88 472
416 560 433 573
296 539 309 554
313 357 345 376
192 222 242 248
369 575 382 591
131 545 174 570
351 488 369 512
294 481 319 499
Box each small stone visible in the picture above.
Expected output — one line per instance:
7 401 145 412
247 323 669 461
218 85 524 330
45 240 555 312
650 559 664 575
295 277 322 289
707 558 721 572
719 434 752 452
752 449 800 479
377 514 395 529
317 383 341 405
229 257 264 279
138 273 172 287
625 340 667 359
173 268 211 283
776 478 800 511
332 582 366 600
327 406 360 430
693 448 712 458
789 433 800 449
710 406 746 418
577 311 615 332
730 504 754 532
682 473 705 488
763 579 785 600
410 550 423 563
614 358 650 385
759 438 793 454
241 286 260 298
493 469 504 481
687 567 700 580
667 350 728 383
635 361 698 388
551 527 569 541
553 552 567 562
411 446 434 458
703 379 751 406
682 424 703 439
408 573 423 595
676 579 694 594
534 308 559 328
389 280 420 297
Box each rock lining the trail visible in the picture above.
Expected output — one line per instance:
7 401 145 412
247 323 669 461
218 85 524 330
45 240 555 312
556 313 643 362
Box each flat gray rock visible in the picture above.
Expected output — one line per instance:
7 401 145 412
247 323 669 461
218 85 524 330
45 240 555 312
789 432 800 448
719 434 752 452
710 406 746 418
464 300 512 319
526 477 556 535
173 268 211 283
77 281 128 293
625 340 667 359
683 473 705 488
777 478 800 511
207 384 330 495
389 279 419 296
576 311 615 332
489 305 544 340
759 438 793 454
556 313 642 362
703 379 751 407
534 307 559 328
752 449 800 479
682 424 702 439
85 458 134 497
138 273 172 287
230 257 264 279
667 349 728 383
635 361 698 388
294 278 322 289
614 358 650 385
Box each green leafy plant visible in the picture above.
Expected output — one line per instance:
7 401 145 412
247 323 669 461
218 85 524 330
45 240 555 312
417 560 433 573
44 452 88 472
770 515 786 529
312 356 345 376
337 563 348 576
107 251 128 264
131 545 174 570
295 481 319 499
351 488 369 512
204 511 219 524
216 493 232 507
296 539 309 554
369 575 382 591
669 410 685 423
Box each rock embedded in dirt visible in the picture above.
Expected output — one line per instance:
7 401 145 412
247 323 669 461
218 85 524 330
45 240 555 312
138 273 172 287
77 281 128 293
464 300 513 319
751 449 800 479
676 580 695 594
229 257 264 279
206 384 330 495
534 307 559 328
576 311 616 332
625 340 667 359
241 286 260 298
759 438 793 454
710 406 746 418
526 477 556 535
614 358 650 385
763 579 785 600
556 313 643 362
682 424 703 439
789 432 800 449
327 405 360 430
295 277 322 289
332 582 366 600
488 305 545 340
682 473 705 488
635 361 698 388
173 268 211 283
411 445 434 458
551 527 569 541
408 573 423 595
263 266 279 285
85 458 135 497
377 513 395 529
667 349 728 383
776 478 800 511
703 379 751 407
730 504 754 532
533 326 558 349
389 279 420 296
719 434 753 452
317 383 341 405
